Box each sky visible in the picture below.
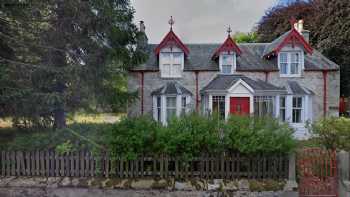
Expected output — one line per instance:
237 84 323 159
130 0 280 44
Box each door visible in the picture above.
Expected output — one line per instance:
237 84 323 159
230 97 250 115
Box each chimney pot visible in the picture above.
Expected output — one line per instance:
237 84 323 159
139 21 145 33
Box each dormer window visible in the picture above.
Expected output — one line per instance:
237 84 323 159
278 51 303 77
220 53 235 74
160 51 184 78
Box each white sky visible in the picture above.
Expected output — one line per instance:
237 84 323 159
131 0 278 44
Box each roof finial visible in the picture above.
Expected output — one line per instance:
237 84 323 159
227 25 232 37
289 17 297 30
168 16 175 30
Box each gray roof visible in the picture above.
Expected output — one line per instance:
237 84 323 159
285 81 314 95
200 74 285 93
131 42 339 72
262 30 291 57
151 81 192 96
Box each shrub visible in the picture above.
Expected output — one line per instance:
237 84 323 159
105 116 161 160
223 116 296 154
309 117 350 150
159 113 222 158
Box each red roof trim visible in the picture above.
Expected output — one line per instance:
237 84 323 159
154 30 190 56
272 28 313 56
212 36 242 59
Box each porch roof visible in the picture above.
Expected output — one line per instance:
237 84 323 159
285 81 314 95
200 74 286 94
151 81 192 96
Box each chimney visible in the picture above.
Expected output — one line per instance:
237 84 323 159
139 21 146 33
137 21 148 51
294 20 310 43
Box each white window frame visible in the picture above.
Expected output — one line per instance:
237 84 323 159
153 94 191 125
159 52 184 78
219 52 236 74
279 96 286 121
278 51 303 77
292 96 304 123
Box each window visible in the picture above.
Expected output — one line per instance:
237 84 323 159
181 96 187 115
292 97 303 123
160 52 183 78
280 96 286 121
254 96 274 117
279 51 303 76
166 96 177 121
212 96 225 119
220 54 234 74
156 96 161 122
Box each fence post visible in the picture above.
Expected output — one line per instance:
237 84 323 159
284 153 298 192
338 151 350 197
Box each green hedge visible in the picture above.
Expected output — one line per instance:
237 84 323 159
106 114 296 159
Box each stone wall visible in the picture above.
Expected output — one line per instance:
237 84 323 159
0 177 298 197
127 70 340 122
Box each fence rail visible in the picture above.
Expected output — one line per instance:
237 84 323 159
0 150 288 179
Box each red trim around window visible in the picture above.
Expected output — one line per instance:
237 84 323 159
212 36 242 59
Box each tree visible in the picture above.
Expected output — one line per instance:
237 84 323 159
256 0 350 97
232 32 257 43
0 0 143 129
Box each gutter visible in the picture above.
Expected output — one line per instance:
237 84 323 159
140 71 144 115
195 71 199 112
323 70 328 117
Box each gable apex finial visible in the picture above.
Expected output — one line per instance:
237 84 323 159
168 16 175 30
227 25 232 37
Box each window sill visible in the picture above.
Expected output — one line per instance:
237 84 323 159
279 74 302 78
160 76 182 79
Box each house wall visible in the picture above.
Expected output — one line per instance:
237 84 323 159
127 71 218 117
128 69 340 122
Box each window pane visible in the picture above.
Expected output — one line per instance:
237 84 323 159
173 53 182 64
157 97 161 122
163 64 171 76
293 97 302 108
279 53 288 63
181 97 186 115
172 64 181 77
254 96 274 117
166 97 176 108
222 65 232 74
293 109 301 123
291 63 299 74
280 63 288 74
212 96 225 120
222 55 233 65
291 52 300 63
162 53 171 63
280 97 286 108
166 97 177 121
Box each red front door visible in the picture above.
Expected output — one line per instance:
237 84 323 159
230 97 250 115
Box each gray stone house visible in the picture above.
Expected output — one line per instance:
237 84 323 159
128 19 340 139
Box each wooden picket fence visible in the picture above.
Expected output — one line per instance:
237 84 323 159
0 150 288 179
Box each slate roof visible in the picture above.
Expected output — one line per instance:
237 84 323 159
262 31 291 57
130 42 339 72
285 81 314 95
151 81 192 96
200 74 285 93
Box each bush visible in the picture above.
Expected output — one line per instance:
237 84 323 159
159 113 222 158
223 116 296 154
309 117 350 150
106 116 161 160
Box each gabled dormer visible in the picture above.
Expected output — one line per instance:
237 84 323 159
212 27 242 74
263 19 313 77
154 17 189 78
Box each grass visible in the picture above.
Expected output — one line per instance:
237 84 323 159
0 113 123 151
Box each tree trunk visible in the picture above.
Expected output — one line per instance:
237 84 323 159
53 108 66 129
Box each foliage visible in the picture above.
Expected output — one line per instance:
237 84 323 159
0 0 143 129
159 113 222 158
233 32 258 43
223 116 296 154
309 117 350 150
256 0 350 96
105 114 296 159
106 116 161 160
55 140 74 155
